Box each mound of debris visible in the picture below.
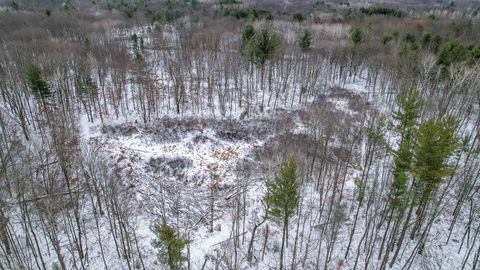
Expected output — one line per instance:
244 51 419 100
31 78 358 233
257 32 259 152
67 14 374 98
148 157 193 178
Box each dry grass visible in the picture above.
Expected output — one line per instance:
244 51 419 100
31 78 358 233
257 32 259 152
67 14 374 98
213 146 238 161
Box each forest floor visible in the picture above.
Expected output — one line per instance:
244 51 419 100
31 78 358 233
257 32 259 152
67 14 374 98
77 83 475 269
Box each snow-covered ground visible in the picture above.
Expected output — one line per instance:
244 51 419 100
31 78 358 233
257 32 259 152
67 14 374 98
74 78 480 269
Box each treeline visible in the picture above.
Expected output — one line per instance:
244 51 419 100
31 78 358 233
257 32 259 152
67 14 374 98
223 6 273 20
359 6 405 18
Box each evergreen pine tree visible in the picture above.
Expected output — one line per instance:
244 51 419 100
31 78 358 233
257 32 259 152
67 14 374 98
25 64 51 100
241 24 255 44
240 24 255 55
350 27 364 47
412 116 459 213
10 1 19 11
243 27 282 67
389 88 423 216
152 222 190 270
242 26 282 107
297 28 313 51
131 34 142 60
437 41 468 67
264 156 299 270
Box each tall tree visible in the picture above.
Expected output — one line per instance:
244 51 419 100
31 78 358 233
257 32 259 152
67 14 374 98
264 156 299 270
243 27 282 67
389 88 423 216
410 116 459 237
384 88 423 268
243 27 283 107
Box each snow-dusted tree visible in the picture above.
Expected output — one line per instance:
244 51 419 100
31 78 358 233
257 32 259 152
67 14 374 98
264 156 299 270
345 114 386 260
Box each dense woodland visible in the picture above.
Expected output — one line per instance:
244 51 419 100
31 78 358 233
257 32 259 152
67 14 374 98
0 0 479 269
